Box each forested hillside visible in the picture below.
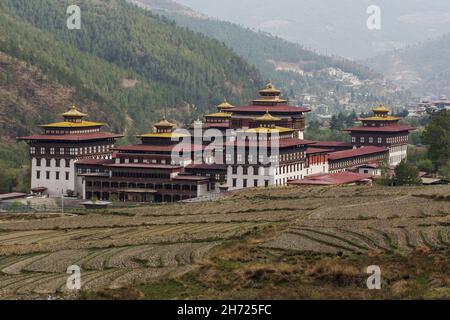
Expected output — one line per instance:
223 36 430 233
134 3 411 117
0 0 262 192
366 33 450 97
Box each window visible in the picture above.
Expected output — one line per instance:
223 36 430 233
65 172 70 180
36 171 41 179
360 137 365 143
46 171 50 180
50 148 55 155
60 148 65 155
254 180 258 187
232 178 237 187
30 147 36 154
65 159 70 168
378 137 382 143
46 159 51 167
243 179 247 188
56 172 60 180
369 137 373 143
40 147 45 154
36 158 41 167
264 180 269 187
55 159 60 167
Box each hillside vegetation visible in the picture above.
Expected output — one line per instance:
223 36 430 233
0 0 262 192
366 33 450 97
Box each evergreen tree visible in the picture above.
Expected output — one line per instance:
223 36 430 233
394 160 422 186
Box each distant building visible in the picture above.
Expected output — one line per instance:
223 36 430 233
344 105 415 166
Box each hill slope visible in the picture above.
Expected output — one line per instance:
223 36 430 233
174 0 450 60
365 33 450 97
0 0 262 192
133 0 411 114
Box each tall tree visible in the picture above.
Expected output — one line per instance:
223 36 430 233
422 110 450 170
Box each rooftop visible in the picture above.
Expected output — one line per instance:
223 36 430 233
328 146 387 161
231 105 311 113
344 124 416 132
41 121 104 128
17 132 124 142
61 106 88 118
288 172 373 186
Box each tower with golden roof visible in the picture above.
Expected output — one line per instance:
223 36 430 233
345 104 415 165
18 105 123 196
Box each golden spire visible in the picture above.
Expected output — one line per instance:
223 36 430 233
61 105 87 118
259 82 281 94
217 98 235 110
372 104 390 113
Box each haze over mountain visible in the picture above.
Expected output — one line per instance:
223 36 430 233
366 33 450 97
175 0 450 59
133 0 411 116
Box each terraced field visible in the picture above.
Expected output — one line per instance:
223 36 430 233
0 185 448 299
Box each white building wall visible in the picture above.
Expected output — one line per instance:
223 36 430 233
389 144 408 166
227 165 274 190
31 158 76 196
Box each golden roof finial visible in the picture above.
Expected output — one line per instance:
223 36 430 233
61 105 87 118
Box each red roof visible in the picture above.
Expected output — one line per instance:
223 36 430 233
186 163 227 170
231 105 311 114
306 147 332 154
310 141 353 148
288 172 373 186
105 163 182 170
225 138 314 149
76 159 114 165
328 146 387 161
17 132 123 142
114 144 205 153
0 192 28 201
344 125 415 132
172 175 210 181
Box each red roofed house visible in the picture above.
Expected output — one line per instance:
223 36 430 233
328 146 388 173
288 172 374 186
345 105 415 165
17 106 123 196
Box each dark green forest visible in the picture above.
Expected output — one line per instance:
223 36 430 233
0 0 263 192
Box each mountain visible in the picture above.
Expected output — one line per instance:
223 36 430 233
133 0 412 115
365 33 450 97
0 0 262 192
174 0 450 60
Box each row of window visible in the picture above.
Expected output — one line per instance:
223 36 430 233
352 135 408 144
111 172 171 179
45 128 100 135
30 145 113 156
331 155 385 169
36 158 71 168
36 170 70 180
232 178 269 188
226 152 304 164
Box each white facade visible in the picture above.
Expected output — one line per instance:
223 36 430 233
388 144 408 166
227 165 273 190
31 157 76 196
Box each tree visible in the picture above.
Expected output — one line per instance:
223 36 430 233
394 160 422 186
416 159 434 173
422 110 450 170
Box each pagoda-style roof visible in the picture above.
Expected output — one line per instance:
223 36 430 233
41 121 104 128
242 126 294 134
361 116 400 121
372 104 390 113
153 116 175 129
204 112 232 118
259 82 281 95
61 105 87 118
217 99 235 110
137 132 190 139
255 110 281 122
